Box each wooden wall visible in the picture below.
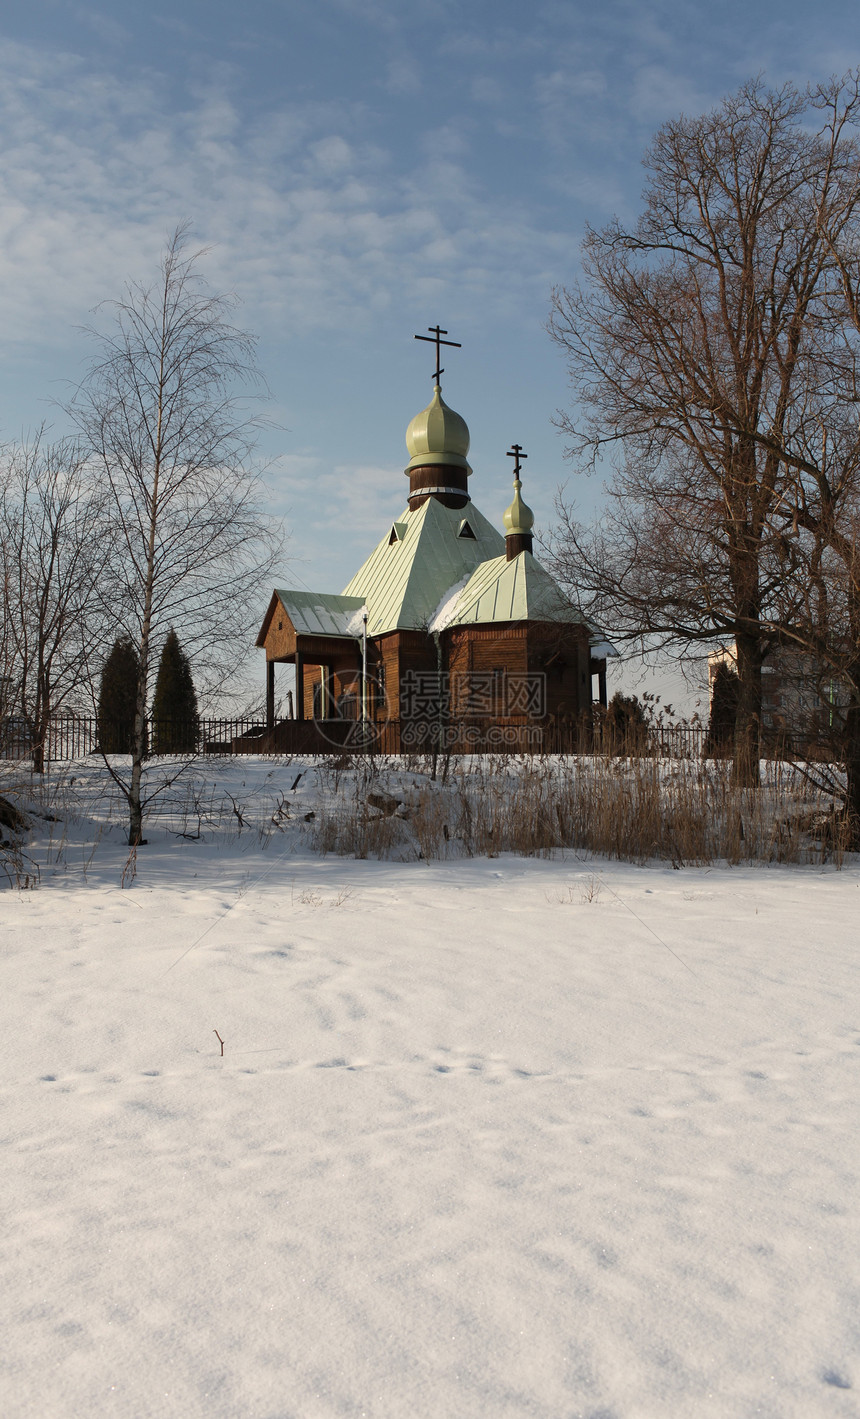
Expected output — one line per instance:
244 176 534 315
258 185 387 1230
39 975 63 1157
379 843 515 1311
265 618 595 727
526 623 592 718
261 605 296 660
446 625 528 719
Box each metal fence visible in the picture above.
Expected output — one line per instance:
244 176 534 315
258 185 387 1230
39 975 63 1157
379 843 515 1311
0 716 265 764
0 714 848 764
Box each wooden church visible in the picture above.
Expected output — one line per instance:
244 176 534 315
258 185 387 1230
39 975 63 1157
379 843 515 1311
254 332 614 753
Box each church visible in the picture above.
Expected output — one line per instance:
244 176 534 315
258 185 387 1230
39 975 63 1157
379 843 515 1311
254 332 614 753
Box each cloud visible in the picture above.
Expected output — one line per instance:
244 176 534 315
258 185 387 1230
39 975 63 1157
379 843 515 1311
0 35 573 367
4 4 851 390
266 451 407 590
628 64 718 127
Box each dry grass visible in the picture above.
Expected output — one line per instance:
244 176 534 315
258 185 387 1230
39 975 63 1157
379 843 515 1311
310 752 848 866
1 747 848 882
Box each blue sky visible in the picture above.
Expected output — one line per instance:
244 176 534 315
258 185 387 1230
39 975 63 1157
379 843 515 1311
3 0 860 710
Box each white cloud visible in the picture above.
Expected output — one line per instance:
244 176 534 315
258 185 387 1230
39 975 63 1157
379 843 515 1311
628 64 717 127
308 135 355 174
470 75 504 107
0 35 571 365
266 451 407 590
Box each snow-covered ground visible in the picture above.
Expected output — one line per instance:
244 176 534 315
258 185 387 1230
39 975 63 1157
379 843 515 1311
2 758 859 1418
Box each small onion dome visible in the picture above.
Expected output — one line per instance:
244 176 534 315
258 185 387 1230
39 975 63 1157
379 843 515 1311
405 383 471 474
503 478 535 536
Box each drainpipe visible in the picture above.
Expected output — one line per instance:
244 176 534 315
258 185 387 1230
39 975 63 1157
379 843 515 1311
431 628 447 781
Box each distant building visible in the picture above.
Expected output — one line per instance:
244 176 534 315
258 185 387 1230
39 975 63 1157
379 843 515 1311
708 642 846 740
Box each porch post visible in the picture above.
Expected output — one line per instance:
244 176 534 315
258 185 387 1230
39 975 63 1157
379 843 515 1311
266 660 275 731
598 664 608 708
295 651 305 721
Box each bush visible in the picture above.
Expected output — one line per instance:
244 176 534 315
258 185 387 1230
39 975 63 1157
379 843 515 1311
601 692 651 754
151 629 199 754
97 638 140 754
705 662 739 757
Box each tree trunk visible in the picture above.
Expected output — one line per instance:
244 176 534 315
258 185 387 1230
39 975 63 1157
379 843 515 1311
128 629 151 846
842 675 860 848
32 713 47 775
128 769 144 847
732 632 762 788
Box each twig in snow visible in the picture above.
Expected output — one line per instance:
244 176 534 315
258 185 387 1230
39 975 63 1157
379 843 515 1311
214 1030 225 1057
120 844 137 888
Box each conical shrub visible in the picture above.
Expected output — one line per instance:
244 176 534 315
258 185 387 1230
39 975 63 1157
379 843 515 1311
97 638 140 754
705 661 740 757
151 629 199 754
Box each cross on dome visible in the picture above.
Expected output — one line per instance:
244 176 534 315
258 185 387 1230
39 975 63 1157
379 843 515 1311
414 324 461 386
506 443 528 477
503 441 535 546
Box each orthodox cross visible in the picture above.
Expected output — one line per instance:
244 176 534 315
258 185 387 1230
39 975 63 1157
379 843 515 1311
414 325 461 384
506 444 527 478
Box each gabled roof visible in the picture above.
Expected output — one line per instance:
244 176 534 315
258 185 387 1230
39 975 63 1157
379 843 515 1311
273 589 366 639
341 497 505 635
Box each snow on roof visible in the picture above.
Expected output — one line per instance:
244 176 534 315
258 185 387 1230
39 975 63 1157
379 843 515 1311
428 574 471 633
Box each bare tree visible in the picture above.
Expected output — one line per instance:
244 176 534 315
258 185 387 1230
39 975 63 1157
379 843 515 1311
70 225 280 845
548 76 860 784
0 433 109 772
736 78 860 835
769 406 860 831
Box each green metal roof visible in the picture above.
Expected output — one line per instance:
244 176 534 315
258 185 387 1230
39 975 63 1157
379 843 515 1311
442 551 588 627
341 497 505 635
274 589 366 639
270 490 616 651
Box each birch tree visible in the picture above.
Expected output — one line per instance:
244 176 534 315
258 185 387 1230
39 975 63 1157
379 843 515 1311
71 226 278 844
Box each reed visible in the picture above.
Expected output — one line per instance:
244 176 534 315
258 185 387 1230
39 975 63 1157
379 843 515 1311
310 751 848 866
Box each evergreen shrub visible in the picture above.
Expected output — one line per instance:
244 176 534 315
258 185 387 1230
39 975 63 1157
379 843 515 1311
151 629 199 754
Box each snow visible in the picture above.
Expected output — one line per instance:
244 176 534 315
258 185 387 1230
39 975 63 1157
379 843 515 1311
344 605 368 638
427 574 470 633
2 758 859 1418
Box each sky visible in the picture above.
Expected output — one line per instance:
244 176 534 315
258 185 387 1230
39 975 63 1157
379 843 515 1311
3 0 860 712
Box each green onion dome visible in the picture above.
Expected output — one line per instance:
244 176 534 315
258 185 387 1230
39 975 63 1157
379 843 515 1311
405 384 471 474
503 478 535 536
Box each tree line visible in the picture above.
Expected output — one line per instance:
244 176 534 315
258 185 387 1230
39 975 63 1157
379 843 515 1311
548 74 860 839
1 225 279 843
